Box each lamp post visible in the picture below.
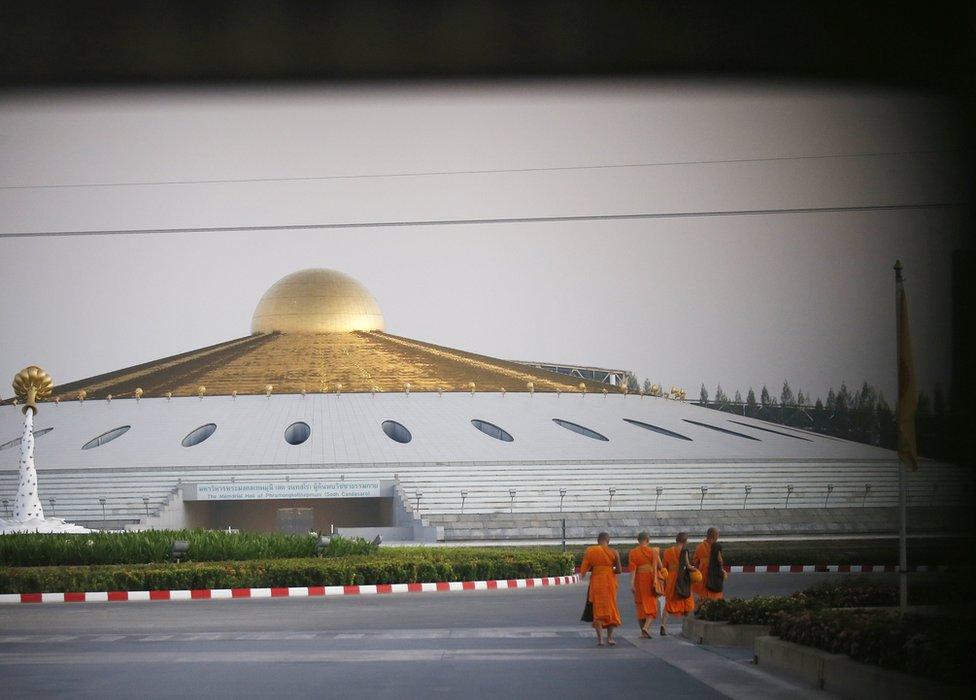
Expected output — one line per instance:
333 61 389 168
48 497 56 517
509 489 516 514
825 484 834 508
99 497 107 523
142 496 150 518
608 487 616 513
414 491 423 513
654 486 663 511
743 485 752 509
2 498 9 517
559 488 567 512
460 490 468 514
785 484 794 509
699 486 708 511
862 483 871 507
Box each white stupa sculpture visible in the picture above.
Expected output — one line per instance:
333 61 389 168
1 366 91 534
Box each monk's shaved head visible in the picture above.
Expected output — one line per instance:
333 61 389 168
706 527 719 540
637 531 650 543
676 532 688 544
597 531 610 544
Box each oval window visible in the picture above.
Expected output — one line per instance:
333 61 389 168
0 427 54 451
682 419 760 441
82 425 130 450
182 423 217 447
623 418 692 441
382 420 412 444
284 421 311 445
471 419 514 442
552 418 609 442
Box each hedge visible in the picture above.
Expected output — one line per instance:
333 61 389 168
698 577 899 624
0 531 378 566
0 549 575 593
772 608 972 683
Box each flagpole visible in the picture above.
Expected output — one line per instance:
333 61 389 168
895 260 908 611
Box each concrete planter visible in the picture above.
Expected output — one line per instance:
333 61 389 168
754 636 962 699
681 617 770 647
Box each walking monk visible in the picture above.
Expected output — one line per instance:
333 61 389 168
692 527 726 610
659 532 696 635
580 532 622 646
628 531 662 638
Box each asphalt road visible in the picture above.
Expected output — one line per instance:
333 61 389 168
0 573 864 699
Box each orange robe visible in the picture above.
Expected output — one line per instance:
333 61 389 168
692 540 724 601
663 544 694 615
580 545 622 628
628 544 660 620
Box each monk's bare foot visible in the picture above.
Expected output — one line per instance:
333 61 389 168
597 640 604 647
607 638 616 646
660 626 667 636
641 628 651 639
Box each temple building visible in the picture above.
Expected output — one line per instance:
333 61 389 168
0 269 969 539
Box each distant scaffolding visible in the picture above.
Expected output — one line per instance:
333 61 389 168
513 361 627 386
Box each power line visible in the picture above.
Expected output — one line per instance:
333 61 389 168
1 202 961 239
0 149 954 191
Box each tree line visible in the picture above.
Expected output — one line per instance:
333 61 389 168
629 375 959 462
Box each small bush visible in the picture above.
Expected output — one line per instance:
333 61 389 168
0 549 575 593
772 608 973 683
698 594 811 625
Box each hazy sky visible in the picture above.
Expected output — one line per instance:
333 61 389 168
0 81 969 402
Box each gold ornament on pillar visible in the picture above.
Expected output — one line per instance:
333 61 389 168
12 366 53 414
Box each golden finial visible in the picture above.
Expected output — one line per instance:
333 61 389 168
336 383 343 395
106 394 112 403
556 388 561 398
165 391 172 401
301 387 306 397
639 390 645 399
78 389 87 402
579 382 586 395
404 382 410 396
468 382 476 396
265 384 273 397
54 396 61 405
198 386 206 398
232 390 238 399
134 387 143 401
501 387 506 397
602 387 608 397
527 381 534 395
13 365 53 414
437 386 443 397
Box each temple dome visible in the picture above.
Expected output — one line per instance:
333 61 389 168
251 269 385 333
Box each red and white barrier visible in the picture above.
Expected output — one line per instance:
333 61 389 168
0 574 580 605
724 564 945 573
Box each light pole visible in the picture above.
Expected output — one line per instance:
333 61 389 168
414 491 423 513
743 485 752 509
460 490 468 514
142 496 150 518
654 486 663 511
1 498 9 517
559 488 567 512
48 497 56 517
509 489 516 514
699 486 708 511
99 497 107 523
785 484 794 509
825 484 834 508
862 483 871 507
608 487 616 513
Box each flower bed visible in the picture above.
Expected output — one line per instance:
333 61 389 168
771 608 972 683
0 548 575 593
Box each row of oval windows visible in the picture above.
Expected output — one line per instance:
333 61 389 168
3 415 813 452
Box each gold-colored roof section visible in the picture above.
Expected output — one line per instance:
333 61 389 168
251 268 385 333
22 331 613 401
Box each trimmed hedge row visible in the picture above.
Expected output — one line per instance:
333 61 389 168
772 608 972 683
0 549 575 593
0 530 381 566
698 577 899 624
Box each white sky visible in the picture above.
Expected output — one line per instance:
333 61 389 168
0 80 969 402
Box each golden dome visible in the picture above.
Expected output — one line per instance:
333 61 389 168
251 269 385 334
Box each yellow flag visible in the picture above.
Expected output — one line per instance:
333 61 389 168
897 284 918 470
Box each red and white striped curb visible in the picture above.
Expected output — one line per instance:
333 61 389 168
0 574 580 605
724 564 946 573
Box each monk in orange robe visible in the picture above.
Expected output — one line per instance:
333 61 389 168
628 531 662 638
692 527 726 610
580 531 622 646
659 531 697 635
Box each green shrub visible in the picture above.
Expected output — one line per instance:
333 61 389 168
698 595 811 625
0 549 575 593
772 608 973 683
